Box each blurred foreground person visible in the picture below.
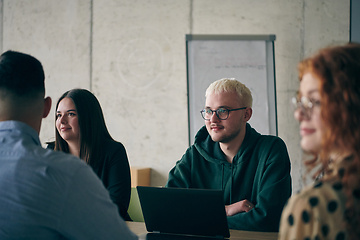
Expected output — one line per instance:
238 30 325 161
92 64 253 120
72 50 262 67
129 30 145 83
279 43 360 240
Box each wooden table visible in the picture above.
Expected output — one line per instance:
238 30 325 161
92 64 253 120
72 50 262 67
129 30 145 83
126 222 278 240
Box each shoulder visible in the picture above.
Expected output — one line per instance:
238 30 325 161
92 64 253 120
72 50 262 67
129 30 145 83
285 180 346 214
21 148 96 196
250 134 289 163
98 139 128 167
100 139 127 156
172 145 204 170
42 148 89 176
255 135 289 162
184 143 206 162
257 134 286 147
280 180 347 239
185 144 198 154
299 180 344 203
102 138 125 150
246 124 287 149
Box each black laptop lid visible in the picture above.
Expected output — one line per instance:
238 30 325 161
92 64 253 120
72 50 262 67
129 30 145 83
137 186 230 238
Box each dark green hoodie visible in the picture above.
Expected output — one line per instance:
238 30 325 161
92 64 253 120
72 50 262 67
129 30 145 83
166 123 291 232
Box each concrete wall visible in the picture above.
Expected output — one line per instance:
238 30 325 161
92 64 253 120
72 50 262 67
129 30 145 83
0 0 349 193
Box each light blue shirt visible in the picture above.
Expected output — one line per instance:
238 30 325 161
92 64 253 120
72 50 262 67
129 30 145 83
0 121 138 240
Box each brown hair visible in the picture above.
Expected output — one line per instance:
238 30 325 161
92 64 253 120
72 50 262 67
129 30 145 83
298 43 360 239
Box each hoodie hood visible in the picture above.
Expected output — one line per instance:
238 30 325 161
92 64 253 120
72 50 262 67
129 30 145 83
193 123 261 166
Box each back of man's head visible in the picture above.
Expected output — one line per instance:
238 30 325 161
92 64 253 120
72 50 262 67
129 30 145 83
0 50 45 98
0 51 50 132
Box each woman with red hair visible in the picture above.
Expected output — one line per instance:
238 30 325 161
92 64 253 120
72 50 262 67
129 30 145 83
279 43 360 240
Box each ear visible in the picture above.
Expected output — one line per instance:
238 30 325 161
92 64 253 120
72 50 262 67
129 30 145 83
244 107 252 122
42 96 52 118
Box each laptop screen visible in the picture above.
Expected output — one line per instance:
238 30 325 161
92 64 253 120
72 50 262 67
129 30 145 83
137 186 230 239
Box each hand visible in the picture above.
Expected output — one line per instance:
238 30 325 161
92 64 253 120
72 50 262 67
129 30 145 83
225 199 254 216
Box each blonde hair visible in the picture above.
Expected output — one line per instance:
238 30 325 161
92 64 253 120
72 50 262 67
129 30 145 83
205 78 253 107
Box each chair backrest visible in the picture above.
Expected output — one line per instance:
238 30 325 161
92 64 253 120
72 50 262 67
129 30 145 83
128 187 144 222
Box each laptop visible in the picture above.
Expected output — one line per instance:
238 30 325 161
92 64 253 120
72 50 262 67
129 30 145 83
136 186 230 239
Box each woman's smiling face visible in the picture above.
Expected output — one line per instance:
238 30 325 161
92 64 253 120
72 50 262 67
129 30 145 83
56 97 80 144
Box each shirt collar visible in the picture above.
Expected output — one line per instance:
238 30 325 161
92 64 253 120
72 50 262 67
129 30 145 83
0 120 41 146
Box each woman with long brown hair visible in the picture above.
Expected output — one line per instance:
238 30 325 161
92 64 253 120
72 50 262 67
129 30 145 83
279 43 360 240
52 88 132 221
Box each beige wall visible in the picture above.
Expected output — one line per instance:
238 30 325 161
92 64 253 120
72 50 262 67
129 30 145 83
0 0 349 193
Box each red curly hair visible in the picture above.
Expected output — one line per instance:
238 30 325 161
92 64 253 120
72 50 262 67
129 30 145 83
298 43 360 240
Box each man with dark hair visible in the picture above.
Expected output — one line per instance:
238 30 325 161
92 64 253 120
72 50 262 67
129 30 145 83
0 51 137 239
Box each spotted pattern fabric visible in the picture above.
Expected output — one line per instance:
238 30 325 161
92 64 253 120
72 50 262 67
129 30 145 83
278 179 348 240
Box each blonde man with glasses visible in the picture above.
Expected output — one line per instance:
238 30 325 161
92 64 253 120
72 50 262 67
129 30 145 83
166 78 291 232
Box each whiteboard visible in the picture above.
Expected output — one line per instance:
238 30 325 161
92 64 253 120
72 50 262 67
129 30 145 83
186 35 277 145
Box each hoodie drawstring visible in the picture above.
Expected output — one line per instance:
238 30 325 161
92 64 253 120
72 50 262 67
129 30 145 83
230 164 233 203
221 163 224 189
